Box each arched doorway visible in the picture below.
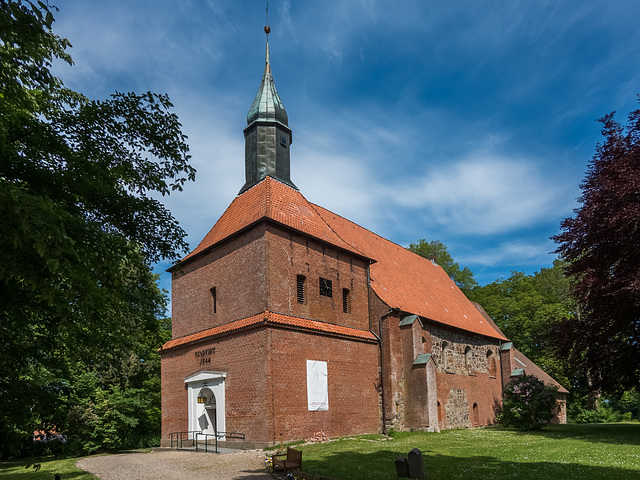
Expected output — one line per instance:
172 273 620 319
185 371 226 439
437 401 445 429
472 403 479 426
197 387 217 434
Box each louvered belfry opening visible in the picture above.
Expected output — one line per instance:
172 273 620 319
296 275 305 303
342 288 350 313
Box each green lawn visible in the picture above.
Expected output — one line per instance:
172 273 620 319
295 423 640 480
2 424 639 479
0 456 98 480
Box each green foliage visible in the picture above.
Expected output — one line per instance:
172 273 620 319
569 405 621 424
407 239 478 294
498 374 558 430
569 388 640 424
553 99 640 394
468 260 575 389
0 0 190 458
613 388 640 419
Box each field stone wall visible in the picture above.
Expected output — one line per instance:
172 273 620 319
429 325 500 375
445 388 471 429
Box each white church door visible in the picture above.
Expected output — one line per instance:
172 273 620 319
185 371 226 440
197 387 217 434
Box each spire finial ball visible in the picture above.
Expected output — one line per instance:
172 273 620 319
264 25 271 34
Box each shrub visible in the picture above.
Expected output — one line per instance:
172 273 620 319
498 374 558 431
570 405 616 423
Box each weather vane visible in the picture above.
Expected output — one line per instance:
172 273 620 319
265 3 270 37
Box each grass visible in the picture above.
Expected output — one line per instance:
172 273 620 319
2 424 638 479
0 456 99 479
294 423 640 480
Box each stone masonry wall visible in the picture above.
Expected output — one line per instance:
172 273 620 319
429 324 501 376
444 389 470 429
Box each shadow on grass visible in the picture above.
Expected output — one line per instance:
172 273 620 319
519 422 640 446
0 457 92 480
301 449 638 480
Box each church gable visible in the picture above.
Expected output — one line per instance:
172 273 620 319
183 177 367 263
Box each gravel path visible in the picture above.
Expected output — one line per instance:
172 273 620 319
76 448 275 480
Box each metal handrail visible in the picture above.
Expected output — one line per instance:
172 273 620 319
172 430 246 453
216 431 246 440
169 430 199 450
193 430 246 453
194 432 218 453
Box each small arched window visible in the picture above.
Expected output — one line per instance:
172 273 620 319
464 346 472 371
472 403 479 426
486 350 497 377
441 342 449 369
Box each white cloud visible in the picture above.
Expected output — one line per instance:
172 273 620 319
392 155 570 235
460 239 557 270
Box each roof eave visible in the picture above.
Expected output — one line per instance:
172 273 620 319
169 215 375 273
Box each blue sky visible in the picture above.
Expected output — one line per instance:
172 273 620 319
51 1 640 296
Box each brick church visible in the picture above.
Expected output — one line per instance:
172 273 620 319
160 28 567 447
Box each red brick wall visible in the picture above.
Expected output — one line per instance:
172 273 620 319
171 226 268 338
379 310 403 430
268 328 380 442
264 226 370 330
161 325 380 444
436 370 502 428
161 328 270 442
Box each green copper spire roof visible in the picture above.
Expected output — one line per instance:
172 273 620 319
246 37 288 126
239 25 296 195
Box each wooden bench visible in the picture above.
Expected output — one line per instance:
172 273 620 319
272 447 302 472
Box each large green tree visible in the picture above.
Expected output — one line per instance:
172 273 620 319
553 100 640 394
407 239 478 294
468 260 575 389
0 0 193 456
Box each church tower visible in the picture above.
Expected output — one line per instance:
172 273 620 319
240 26 297 194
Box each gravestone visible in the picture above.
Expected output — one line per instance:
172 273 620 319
395 455 409 477
407 448 424 479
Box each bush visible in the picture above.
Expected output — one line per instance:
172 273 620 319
570 405 618 423
498 374 558 431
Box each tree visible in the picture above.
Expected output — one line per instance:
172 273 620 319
498 374 558 430
0 1 193 456
407 239 478 294
468 260 575 389
553 100 640 394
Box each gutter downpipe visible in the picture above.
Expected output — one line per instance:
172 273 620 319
367 262 396 435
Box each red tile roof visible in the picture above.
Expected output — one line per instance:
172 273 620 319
160 310 377 351
512 348 569 394
182 177 507 341
184 177 365 261
312 206 507 340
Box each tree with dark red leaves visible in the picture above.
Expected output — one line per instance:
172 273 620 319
553 99 640 394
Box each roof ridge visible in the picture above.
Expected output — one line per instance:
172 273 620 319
312 202 426 256
307 201 369 259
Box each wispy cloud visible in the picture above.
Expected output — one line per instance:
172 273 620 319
461 239 558 271
392 155 570 235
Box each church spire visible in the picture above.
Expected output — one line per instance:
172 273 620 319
240 24 297 194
